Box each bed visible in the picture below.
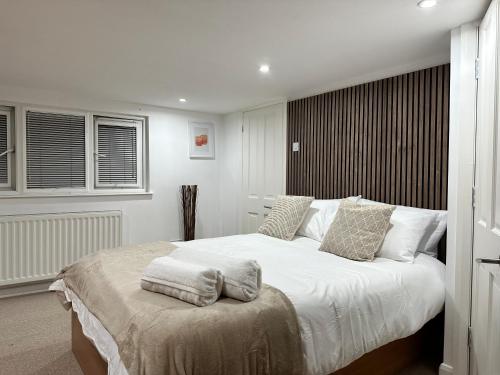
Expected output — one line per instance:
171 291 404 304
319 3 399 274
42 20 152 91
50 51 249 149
52 232 445 375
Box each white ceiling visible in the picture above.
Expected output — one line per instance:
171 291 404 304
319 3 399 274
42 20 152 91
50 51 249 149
0 0 488 114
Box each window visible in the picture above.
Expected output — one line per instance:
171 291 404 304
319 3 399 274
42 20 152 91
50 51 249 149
0 105 148 197
94 117 143 189
26 110 86 189
0 107 14 189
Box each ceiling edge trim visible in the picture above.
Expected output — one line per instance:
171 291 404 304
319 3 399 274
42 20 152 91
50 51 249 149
288 53 450 101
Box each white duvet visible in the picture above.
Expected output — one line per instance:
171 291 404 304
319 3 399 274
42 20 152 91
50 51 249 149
53 233 445 375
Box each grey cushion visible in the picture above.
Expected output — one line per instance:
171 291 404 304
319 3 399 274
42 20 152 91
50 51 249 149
258 195 314 241
320 199 395 261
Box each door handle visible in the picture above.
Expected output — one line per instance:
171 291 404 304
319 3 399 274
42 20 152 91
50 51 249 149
476 256 500 265
264 205 273 209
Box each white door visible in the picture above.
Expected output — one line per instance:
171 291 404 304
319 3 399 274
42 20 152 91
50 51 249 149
242 103 285 233
471 1 500 374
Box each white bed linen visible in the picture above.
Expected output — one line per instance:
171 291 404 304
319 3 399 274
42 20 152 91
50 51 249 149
49 279 128 375
51 233 445 375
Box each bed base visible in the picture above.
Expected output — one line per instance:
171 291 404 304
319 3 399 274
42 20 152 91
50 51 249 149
71 310 442 375
72 311 108 375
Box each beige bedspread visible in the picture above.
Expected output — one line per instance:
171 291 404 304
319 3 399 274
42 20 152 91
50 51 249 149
58 241 304 375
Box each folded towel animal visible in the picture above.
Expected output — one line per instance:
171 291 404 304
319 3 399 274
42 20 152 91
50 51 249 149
169 247 262 302
141 257 223 307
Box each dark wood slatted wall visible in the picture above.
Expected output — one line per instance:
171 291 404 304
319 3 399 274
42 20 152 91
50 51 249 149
287 64 450 211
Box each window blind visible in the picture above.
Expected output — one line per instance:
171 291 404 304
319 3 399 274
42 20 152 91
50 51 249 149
97 123 138 186
26 111 86 189
0 114 7 184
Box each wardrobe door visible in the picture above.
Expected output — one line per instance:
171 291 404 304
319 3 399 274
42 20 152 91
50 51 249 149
242 103 285 233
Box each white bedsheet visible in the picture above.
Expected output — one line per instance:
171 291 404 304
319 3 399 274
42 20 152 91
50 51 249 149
51 233 445 375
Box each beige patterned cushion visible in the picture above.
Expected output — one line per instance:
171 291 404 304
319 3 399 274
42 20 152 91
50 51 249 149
320 200 395 261
258 195 314 241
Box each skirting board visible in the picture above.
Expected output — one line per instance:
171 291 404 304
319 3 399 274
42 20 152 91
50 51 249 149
0 280 53 299
439 363 454 375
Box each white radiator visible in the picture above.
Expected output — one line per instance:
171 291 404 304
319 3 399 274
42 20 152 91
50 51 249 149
0 211 122 286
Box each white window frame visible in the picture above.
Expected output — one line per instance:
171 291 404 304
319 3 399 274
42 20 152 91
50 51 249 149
22 106 91 194
0 103 150 198
93 117 144 189
0 108 14 189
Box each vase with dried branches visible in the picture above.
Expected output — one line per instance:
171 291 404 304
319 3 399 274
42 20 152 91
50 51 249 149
180 185 198 241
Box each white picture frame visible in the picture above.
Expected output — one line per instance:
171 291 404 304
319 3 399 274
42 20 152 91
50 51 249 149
188 121 215 159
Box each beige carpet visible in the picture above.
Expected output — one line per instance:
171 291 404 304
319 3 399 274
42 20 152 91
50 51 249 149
0 292 82 375
0 292 437 375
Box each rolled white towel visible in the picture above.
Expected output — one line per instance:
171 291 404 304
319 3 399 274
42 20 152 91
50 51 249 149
169 247 262 302
141 257 223 307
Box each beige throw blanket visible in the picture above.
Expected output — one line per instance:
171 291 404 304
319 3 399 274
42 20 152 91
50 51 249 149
58 242 304 375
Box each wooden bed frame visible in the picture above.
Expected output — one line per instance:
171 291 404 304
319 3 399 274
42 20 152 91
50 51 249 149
71 310 443 375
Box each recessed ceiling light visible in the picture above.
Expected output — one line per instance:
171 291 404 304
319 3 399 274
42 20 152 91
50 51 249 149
179 98 187 103
418 0 437 8
259 64 270 73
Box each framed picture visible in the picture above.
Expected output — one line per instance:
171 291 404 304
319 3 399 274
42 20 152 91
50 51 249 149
188 121 215 159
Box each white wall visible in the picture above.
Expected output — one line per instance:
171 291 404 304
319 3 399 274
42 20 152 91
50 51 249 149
441 22 478 375
0 84 224 244
219 112 243 235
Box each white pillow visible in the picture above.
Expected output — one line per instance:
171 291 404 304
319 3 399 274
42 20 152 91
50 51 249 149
418 210 447 257
358 199 447 257
356 199 438 262
297 197 360 241
378 208 436 262
297 200 338 241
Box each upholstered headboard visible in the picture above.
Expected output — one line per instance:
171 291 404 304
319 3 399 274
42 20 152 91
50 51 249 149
286 64 449 262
